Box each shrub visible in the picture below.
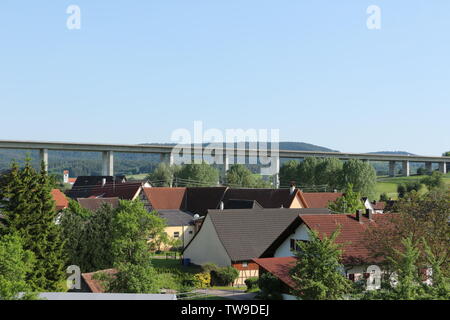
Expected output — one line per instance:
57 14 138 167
193 272 211 288
211 266 239 286
258 272 283 300
201 263 218 274
245 277 259 291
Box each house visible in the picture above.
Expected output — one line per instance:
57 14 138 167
221 187 308 210
253 257 297 300
67 177 149 201
142 186 309 216
51 189 69 212
63 170 77 185
301 192 343 208
77 197 120 212
266 211 390 283
182 208 330 286
157 209 197 249
362 197 387 214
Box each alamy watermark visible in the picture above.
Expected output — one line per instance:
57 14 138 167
66 5 81 30
170 121 280 176
367 5 381 30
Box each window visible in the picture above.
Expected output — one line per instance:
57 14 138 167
173 232 180 238
242 262 248 268
290 239 307 252
189 231 193 234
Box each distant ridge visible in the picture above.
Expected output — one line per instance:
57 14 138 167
368 151 417 156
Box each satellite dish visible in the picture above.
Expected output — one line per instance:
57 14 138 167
193 214 200 220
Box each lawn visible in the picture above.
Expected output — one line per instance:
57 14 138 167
374 173 450 200
150 258 202 274
126 173 148 180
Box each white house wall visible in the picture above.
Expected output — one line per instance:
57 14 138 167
183 215 231 267
274 223 310 257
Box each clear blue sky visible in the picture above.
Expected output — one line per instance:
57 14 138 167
1 1 449 156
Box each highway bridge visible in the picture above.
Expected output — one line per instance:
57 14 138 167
0 140 448 187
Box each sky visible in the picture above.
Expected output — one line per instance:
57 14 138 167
0 1 449 156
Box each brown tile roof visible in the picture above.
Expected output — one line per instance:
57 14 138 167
186 187 228 215
372 201 386 210
223 188 305 209
207 208 301 262
143 187 187 210
67 182 143 200
253 257 297 289
77 197 120 212
299 214 391 263
51 189 69 211
302 192 343 208
81 269 117 293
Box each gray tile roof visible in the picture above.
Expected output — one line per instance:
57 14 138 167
207 208 302 262
157 210 195 226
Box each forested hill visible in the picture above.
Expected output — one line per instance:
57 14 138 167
0 141 337 177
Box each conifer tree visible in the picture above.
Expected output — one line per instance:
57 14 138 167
0 159 66 291
290 227 353 300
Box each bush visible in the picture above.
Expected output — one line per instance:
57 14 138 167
211 266 239 286
258 272 283 300
201 263 218 274
245 277 259 291
193 272 211 288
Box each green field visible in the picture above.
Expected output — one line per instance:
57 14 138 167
126 173 148 180
375 173 450 200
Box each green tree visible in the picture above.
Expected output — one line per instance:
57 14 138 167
421 171 444 190
290 228 353 300
108 262 160 294
315 158 343 191
365 190 450 278
386 237 424 300
111 201 167 265
108 201 165 293
297 157 319 186
226 164 270 188
0 160 66 291
341 159 377 198
328 184 364 213
279 160 300 186
147 163 180 187
442 151 450 157
0 234 37 300
176 163 219 187
60 202 116 272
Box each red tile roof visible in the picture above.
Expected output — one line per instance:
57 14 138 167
81 268 117 293
299 214 390 263
302 192 343 208
253 257 297 289
372 201 386 210
143 187 187 210
51 189 69 211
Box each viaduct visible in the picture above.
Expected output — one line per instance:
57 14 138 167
0 140 448 187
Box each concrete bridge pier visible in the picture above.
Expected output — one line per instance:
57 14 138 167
425 162 433 174
39 148 48 171
439 162 447 174
102 151 114 176
160 153 174 166
402 160 410 177
273 156 280 189
388 161 396 177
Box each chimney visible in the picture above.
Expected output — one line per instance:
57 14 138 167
289 183 296 195
356 209 363 223
219 201 224 211
366 208 373 221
